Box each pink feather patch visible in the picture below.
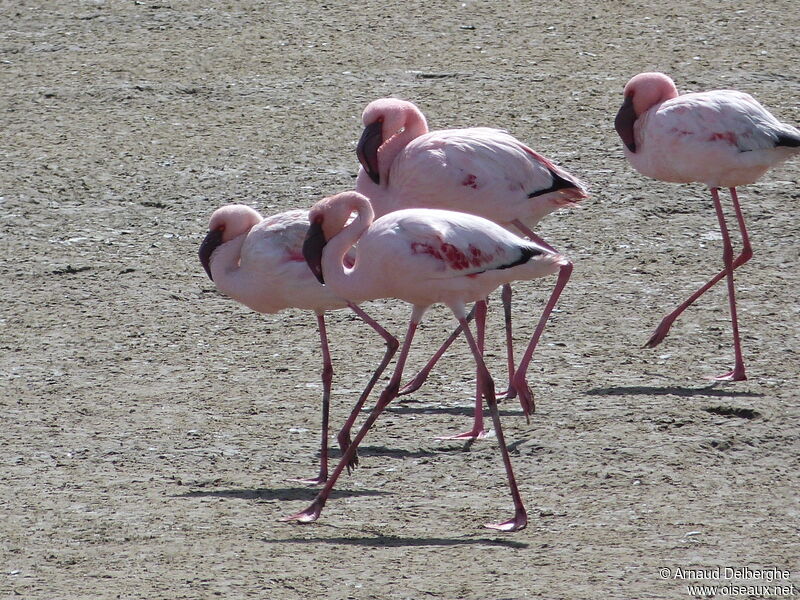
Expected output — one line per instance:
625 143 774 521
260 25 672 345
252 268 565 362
411 242 493 270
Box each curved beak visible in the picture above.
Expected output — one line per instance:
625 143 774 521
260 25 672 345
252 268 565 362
614 95 637 153
199 228 223 281
303 220 327 285
356 120 383 185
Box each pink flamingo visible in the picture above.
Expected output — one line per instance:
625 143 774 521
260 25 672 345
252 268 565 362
198 205 398 484
355 97 587 437
283 191 573 531
615 72 800 380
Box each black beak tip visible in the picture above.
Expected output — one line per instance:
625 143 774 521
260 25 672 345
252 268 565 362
356 120 383 185
199 228 223 281
203 264 214 281
302 221 327 286
614 95 638 155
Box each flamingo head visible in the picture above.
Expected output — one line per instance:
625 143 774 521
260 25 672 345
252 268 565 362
303 192 372 284
199 204 261 281
357 98 428 185
614 72 679 153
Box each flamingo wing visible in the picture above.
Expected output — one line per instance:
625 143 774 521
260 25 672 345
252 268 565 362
402 128 558 195
656 91 800 153
242 209 310 267
377 209 539 277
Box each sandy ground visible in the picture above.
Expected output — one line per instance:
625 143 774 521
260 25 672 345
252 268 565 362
2 1 799 598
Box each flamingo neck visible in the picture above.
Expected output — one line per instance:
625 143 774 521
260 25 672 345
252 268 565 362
322 196 375 302
632 75 679 116
355 169 393 219
210 234 250 299
378 110 428 186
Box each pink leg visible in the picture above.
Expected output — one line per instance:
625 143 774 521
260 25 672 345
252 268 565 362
438 300 489 440
336 302 399 472
282 312 421 524
400 219 556 410
509 220 566 412
282 307 526 531
290 309 398 485
709 188 747 381
455 311 527 532
512 218 558 253
513 262 573 416
499 283 518 400
396 303 477 397
288 314 333 485
645 187 752 348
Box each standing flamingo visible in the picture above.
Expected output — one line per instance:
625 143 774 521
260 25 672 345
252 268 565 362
283 191 573 531
614 72 800 380
198 205 398 484
354 97 588 437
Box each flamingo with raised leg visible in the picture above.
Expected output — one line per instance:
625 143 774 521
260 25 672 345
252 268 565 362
282 191 573 531
198 205 398 484
614 72 800 380
354 97 588 437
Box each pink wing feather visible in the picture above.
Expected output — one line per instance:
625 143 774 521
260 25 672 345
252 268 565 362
376 209 534 277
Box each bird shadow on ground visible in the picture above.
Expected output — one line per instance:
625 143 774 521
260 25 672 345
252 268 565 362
338 445 462 460
263 529 529 549
174 486 389 502
339 439 544 461
586 384 765 399
386 403 525 418
311 441 483 464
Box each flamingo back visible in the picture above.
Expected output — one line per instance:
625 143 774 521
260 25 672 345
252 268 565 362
221 209 349 314
367 127 586 227
348 208 564 307
629 90 800 187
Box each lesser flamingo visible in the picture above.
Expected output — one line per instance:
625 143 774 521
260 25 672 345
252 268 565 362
615 72 800 380
355 97 587 435
283 191 572 531
198 205 398 484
